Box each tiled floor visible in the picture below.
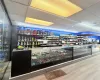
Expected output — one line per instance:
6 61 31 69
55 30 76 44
2 62 11 80
0 62 8 80
27 54 100 80
45 70 66 80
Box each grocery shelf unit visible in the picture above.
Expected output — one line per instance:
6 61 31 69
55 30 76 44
60 35 89 45
17 28 62 48
17 29 50 48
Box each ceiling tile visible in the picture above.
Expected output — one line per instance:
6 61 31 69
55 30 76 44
26 7 61 22
69 0 100 9
86 1 100 18
10 14 25 22
26 7 78 26
69 10 100 23
50 23 93 32
56 18 78 26
74 23 100 32
74 24 92 31
49 24 77 32
4 0 27 16
11 0 31 5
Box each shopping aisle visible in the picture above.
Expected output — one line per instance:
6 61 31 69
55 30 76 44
27 53 100 80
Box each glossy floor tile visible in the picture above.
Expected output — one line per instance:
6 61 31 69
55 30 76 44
27 75 47 80
0 62 8 80
45 70 66 80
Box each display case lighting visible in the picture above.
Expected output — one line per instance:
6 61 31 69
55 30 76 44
30 0 82 17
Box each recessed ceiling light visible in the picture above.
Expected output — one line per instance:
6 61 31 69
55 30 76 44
30 0 82 17
25 17 53 26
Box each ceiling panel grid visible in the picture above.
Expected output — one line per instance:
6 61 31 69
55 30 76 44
3 0 100 32
4 0 28 16
11 0 31 5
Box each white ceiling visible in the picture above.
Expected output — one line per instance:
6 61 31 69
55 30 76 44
4 0 100 32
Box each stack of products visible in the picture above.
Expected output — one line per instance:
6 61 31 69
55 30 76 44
60 35 89 45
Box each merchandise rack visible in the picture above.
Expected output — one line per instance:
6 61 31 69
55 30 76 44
17 33 62 48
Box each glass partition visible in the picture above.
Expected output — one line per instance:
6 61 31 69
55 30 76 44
0 2 10 79
0 4 10 62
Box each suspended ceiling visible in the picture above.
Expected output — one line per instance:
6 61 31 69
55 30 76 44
3 0 100 32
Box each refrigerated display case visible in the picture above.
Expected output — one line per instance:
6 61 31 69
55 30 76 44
31 47 73 67
31 45 92 71
0 2 11 80
12 43 98 77
0 6 10 62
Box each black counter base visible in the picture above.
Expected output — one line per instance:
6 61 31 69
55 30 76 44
11 45 100 77
31 57 72 71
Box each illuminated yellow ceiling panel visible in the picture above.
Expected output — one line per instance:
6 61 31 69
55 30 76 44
30 0 82 17
25 17 53 26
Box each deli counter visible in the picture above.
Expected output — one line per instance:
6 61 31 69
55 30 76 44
11 44 100 77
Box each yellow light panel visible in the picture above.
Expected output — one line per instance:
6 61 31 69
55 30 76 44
25 17 53 26
30 0 82 17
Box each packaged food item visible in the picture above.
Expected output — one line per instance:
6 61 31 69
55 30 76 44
33 30 37 35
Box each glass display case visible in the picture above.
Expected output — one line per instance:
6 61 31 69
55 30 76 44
73 45 92 59
31 45 93 71
30 46 73 71
92 44 100 54
31 47 73 66
11 45 95 77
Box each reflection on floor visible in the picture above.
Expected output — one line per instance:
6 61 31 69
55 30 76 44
0 62 8 80
27 53 100 80
45 70 66 80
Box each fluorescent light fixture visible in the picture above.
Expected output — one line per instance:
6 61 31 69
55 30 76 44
30 0 82 17
25 17 53 26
